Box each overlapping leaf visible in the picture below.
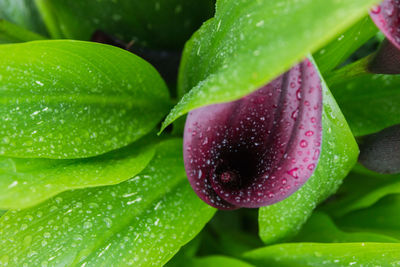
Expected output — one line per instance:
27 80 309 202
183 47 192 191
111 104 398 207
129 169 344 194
0 19 46 44
321 165 400 217
0 0 47 36
335 194 400 240
243 243 400 266
0 135 157 209
0 139 216 266
0 40 170 159
258 68 358 244
161 0 380 131
293 212 399 243
329 71 400 136
34 0 215 48
314 15 378 74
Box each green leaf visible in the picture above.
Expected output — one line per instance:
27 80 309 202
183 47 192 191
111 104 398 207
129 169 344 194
168 256 254 267
0 19 46 44
293 212 399 243
313 15 378 75
0 134 157 209
258 65 358 245
161 0 380 131
0 0 48 36
329 72 400 136
0 40 171 159
0 139 216 266
321 165 400 217
196 210 263 257
243 243 400 266
34 0 215 48
336 194 400 240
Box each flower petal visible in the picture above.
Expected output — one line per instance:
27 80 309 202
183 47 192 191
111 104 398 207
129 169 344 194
370 0 400 49
183 59 323 209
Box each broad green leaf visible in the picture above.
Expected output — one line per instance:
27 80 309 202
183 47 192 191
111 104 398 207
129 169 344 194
34 0 215 48
243 243 400 266
0 139 216 266
0 210 5 217
0 134 157 209
293 212 399 243
336 194 400 240
0 19 46 43
161 0 380 131
314 15 378 74
321 165 400 217
258 66 358 245
0 40 170 159
329 72 400 136
168 255 254 267
0 0 48 36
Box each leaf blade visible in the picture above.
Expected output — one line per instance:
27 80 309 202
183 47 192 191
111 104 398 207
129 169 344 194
0 40 171 159
0 139 216 266
162 0 380 131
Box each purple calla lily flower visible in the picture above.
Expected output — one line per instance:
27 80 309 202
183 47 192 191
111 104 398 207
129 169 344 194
183 59 323 210
370 0 400 50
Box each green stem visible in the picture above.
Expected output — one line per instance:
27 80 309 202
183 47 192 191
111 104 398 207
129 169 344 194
325 54 373 86
0 19 46 43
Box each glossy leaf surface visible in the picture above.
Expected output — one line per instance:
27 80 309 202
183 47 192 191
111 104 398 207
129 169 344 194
314 15 378 74
330 71 400 136
0 40 170 159
0 0 47 36
0 135 156 209
0 19 46 44
0 139 216 266
336 194 400 240
35 0 215 48
321 165 400 217
161 0 380 130
243 243 400 266
258 74 358 244
293 212 399 243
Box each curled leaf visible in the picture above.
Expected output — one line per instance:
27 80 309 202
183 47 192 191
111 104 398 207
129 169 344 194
183 59 323 209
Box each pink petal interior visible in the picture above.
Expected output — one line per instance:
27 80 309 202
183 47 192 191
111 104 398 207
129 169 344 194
183 59 323 209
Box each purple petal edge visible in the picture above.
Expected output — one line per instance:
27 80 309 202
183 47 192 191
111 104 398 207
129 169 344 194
370 0 400 50
183 59 323 210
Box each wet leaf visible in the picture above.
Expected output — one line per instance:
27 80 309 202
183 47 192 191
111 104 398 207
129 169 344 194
293 212 399 243
314 15 378 74
0 19 46 44
168 255 254 267
243 243 400 266
161 0 380 131
0 135 157 209
0 0 47 36
0 40 170 159
0 139 216 266
321 165 400 217
330 70 400 136
336 194 400 240
35 0 215 48
258 65 358 244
